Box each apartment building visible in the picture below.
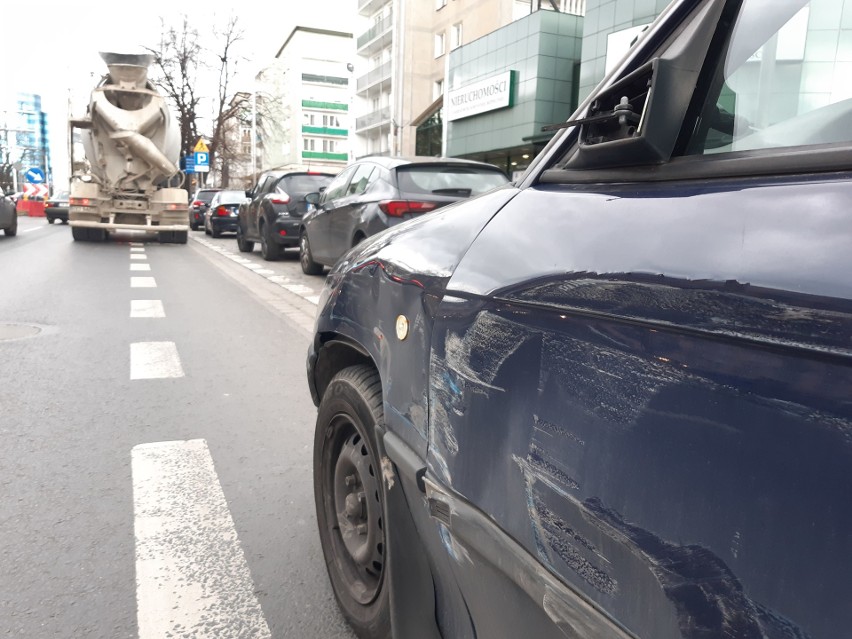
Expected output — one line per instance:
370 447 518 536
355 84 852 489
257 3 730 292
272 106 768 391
0 93 51 193
353 0 585 160
257 27 355 175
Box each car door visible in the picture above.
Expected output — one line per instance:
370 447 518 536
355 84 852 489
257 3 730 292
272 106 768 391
327 162 377 259
247 175 274 239
425 1 852 637
308 166 357 264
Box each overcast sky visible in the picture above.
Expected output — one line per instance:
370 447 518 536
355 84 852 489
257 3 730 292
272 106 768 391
3 0 353 186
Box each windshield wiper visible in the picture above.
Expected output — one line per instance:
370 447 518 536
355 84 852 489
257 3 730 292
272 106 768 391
431 188 472 197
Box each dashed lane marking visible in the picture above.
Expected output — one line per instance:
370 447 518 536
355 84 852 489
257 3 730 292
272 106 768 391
130 263 152 271
130 247 145 253
130 300 165 319
130 341 184 379
131 277 157 288
132 439 272 639
130 254 147 260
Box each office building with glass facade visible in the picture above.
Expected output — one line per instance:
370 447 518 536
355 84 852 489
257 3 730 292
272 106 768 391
0 93 51 192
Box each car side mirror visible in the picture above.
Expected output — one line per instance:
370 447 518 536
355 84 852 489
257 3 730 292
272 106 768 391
305 192 320 205
245 190 253 198
561 0 723 170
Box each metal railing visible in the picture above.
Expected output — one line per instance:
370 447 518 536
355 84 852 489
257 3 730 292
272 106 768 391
357 10 393 50
355 107 391 132
356 61 392 92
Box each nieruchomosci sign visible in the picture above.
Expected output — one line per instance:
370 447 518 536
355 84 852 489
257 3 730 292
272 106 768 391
446 71 516 122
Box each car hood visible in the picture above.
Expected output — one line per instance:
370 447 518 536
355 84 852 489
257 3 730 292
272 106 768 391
327 185 521 294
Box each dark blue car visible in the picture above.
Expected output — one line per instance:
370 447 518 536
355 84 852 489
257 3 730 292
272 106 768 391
306 0 852 637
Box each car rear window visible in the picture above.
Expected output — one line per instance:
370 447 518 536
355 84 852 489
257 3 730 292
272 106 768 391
395 165 508 198
216 190 247 204
281 175 333 197
196 190 220 203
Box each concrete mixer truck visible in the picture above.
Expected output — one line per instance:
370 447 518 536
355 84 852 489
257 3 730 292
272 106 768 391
69 52 189 243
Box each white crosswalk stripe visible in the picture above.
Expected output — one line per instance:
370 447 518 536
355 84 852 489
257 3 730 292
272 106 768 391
132 440 272 639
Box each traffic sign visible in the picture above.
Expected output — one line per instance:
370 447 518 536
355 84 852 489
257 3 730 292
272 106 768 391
25 167 45 183
193 139 208 153
23 183 48 198
194 152 209 166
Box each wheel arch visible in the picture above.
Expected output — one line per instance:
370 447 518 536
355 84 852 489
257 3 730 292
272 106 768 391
313 335 376 404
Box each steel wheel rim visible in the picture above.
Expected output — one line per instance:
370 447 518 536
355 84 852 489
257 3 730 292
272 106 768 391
325 415 385 605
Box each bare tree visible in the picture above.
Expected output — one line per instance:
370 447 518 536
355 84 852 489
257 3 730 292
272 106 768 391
148 16 201 187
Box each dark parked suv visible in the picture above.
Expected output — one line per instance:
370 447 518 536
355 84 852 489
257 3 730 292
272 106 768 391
306 1 852 638
299 156 509 275
189 188 221 231
237 171 334 260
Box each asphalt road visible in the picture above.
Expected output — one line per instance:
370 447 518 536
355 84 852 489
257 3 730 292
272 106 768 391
0 216 354 638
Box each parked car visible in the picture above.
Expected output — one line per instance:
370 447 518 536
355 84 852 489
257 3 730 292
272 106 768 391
299 156 509 275
306 1 852 638
189 188 221 231
45 190 70 224
0 191 17 236
204 189 246 238
237 170 334 261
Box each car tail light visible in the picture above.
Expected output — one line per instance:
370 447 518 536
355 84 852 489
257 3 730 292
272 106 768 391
70 197 92 206
192 200 204 207
378 200 438 217
269 194 290 205
278 230 288 236
215 206 230 216
167 203 184 210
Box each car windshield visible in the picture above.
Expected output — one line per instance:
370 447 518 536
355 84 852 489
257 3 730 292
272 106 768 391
395 165 508 197
52 191 70 200
197 190 219 203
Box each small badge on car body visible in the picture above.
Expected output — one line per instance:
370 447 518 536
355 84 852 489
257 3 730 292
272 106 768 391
395 315 409 341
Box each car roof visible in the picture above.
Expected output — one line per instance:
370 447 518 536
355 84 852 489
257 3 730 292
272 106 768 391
263 171 336 179
353 155 505 172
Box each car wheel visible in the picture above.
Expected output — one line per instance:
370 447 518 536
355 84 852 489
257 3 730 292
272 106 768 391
61 219 69 225
204 221 211 236
236 223 254 253
4 214 18 236
46 217 54 224
190 221 199 231
174 231 188 244
211 225 221 238
299 232 324 275
72 226 87 241
259 221 281 261
314 365 391 638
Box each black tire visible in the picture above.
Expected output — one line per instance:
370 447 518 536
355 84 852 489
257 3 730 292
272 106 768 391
72 226 87 241
300 232 324 275
259 221 281 261
204 223 211 236
174 230 188 244
159 231 174 243
61 219 69 225
236 223 254 253
211 226 221 238
90 228 106 241
46 217 54 224
314 365 391 639
4 214 18 237
190 221 199 231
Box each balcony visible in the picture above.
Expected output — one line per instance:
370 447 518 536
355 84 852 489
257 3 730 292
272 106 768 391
357 11 393 56
355 107 390 132
356 60 392 94
358 0 389 17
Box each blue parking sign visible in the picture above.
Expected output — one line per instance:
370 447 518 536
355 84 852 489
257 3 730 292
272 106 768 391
194 152 209 166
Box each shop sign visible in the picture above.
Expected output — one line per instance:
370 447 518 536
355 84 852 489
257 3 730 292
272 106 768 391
446 71 516 122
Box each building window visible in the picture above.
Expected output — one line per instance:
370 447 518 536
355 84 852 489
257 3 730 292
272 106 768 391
322 139 338 153
434 32 445 58
434 79 444 100
451 23 463 50
303 138 316 151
